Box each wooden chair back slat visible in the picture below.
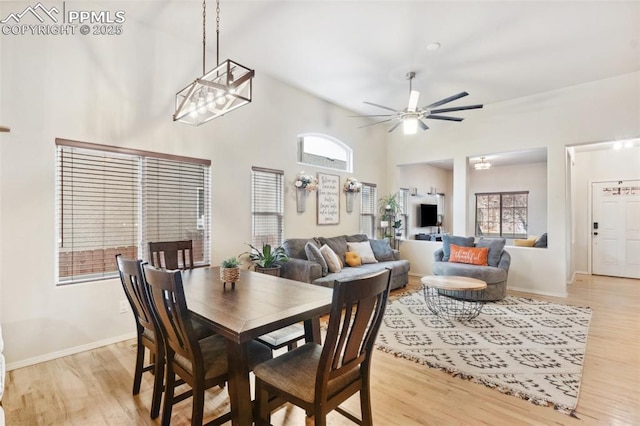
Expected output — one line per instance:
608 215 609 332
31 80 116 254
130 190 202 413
148 240 194 270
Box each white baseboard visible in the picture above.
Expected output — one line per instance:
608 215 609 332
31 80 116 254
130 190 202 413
507 286 568 299
6 332 136 371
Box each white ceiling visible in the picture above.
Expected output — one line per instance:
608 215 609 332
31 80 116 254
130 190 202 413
166 1 639 165
214 0 640 119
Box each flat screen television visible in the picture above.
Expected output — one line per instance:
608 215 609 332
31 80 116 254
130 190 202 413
419 204 438 227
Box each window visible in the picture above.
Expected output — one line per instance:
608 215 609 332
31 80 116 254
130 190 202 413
398 188 410 239
360 182 377 238
251 167 284 247
475 191 529 238
297 133 352 172
56 139 211 284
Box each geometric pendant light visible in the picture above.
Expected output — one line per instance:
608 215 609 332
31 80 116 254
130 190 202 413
173 0 254 126
474 156 491 170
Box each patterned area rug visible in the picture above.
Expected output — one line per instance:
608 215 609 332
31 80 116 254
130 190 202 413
376 290 592 415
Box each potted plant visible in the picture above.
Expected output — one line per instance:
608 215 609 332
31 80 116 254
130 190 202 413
247 243 289 277
220 256 241 286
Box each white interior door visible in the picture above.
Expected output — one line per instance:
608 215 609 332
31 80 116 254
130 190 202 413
591 180 640 279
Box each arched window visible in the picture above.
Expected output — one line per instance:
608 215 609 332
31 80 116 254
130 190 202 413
297 133 352 172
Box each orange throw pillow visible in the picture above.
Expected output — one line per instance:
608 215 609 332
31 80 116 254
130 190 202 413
449 244 489 266
345 251 362 267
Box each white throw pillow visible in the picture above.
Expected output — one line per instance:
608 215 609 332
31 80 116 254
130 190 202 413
320 244 342 273
347 241 378 264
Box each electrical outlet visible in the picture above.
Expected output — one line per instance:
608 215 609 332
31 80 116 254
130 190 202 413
119 300 129 314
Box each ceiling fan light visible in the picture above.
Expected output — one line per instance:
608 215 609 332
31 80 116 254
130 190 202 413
403 117 418 135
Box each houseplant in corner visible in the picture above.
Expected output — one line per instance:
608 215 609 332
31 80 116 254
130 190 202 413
247 243 289 277
220 256 241 287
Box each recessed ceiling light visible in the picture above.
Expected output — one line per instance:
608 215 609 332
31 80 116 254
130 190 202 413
426 42 441 51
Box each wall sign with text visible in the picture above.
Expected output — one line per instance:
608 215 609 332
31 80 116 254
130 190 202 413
317 173 340 225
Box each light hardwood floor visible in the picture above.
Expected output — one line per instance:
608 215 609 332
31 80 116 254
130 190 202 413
4 274 639 425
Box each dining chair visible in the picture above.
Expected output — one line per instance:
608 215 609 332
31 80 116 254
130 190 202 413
116 255 165 419
148 240 194 270
116 255 218 419
143 264 273 426
253 268 392 426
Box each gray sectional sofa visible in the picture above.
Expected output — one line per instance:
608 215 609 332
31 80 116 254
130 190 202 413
432 235 510 301
280 234 409 290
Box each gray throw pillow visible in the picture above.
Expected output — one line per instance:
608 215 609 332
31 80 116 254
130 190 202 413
305 241 328 276
476 237 506 267
317 236 348 263
534 233 548 248
369 239 394 262
442 235 475 262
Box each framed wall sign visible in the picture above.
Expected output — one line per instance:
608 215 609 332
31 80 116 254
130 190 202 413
317 173 340 225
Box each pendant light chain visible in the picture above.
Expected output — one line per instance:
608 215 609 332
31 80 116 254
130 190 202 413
216 0 220 66
202 0 206 75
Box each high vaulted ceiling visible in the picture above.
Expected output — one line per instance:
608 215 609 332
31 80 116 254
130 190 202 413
206 0 640 119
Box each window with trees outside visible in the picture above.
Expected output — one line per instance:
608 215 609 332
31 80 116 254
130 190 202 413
56 139 211 285
397 188 410 239
251 167 284 247
297 133 352 172
475 191 529 238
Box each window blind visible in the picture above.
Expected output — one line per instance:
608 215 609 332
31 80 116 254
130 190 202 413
142 158 210 264
56 139 211 284
360 182 377 238
398 188 410 239
251 167 284 247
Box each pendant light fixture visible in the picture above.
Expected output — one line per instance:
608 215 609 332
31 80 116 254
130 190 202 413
173 0 254 126
474 157 491 170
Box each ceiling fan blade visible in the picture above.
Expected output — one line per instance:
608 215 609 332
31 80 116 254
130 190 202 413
387 121 403 133
418 119 429 131
430 104 483 114
359 118 394 128
363 101 400 113
408 90 420 111
348 114 394 118
426 115 464 122
423 92 469 109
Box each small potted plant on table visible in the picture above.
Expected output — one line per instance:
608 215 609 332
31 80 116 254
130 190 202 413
247 243 289 277
220 256 241 288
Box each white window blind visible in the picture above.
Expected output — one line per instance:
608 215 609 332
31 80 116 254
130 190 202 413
360 182 377 238
398 187 410 239
56 139 211 284
251 167 284 247
142 157 210 264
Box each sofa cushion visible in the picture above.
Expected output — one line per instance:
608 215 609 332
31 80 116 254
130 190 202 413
369 239 394 261
442 235 475 261
318 236 348 263
432 261 507 285
475 237 506 267
449 244 489 266
345 251 362 267
305 242 328 276
283 238 319 260
312 259 410 288
320 244 342 273
346 234 369 243
347 241 378 264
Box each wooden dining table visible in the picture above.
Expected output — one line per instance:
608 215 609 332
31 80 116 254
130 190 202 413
180 266 334 425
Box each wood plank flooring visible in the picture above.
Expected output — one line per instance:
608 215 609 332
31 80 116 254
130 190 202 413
4 273 639 425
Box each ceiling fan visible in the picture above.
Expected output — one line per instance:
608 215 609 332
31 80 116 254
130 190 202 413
352 72 483 134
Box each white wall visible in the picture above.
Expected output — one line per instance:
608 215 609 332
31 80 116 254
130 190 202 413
0 2 389 367
395 163 453 237
467 161 548 241
387 71 640 297
572 146 640 273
